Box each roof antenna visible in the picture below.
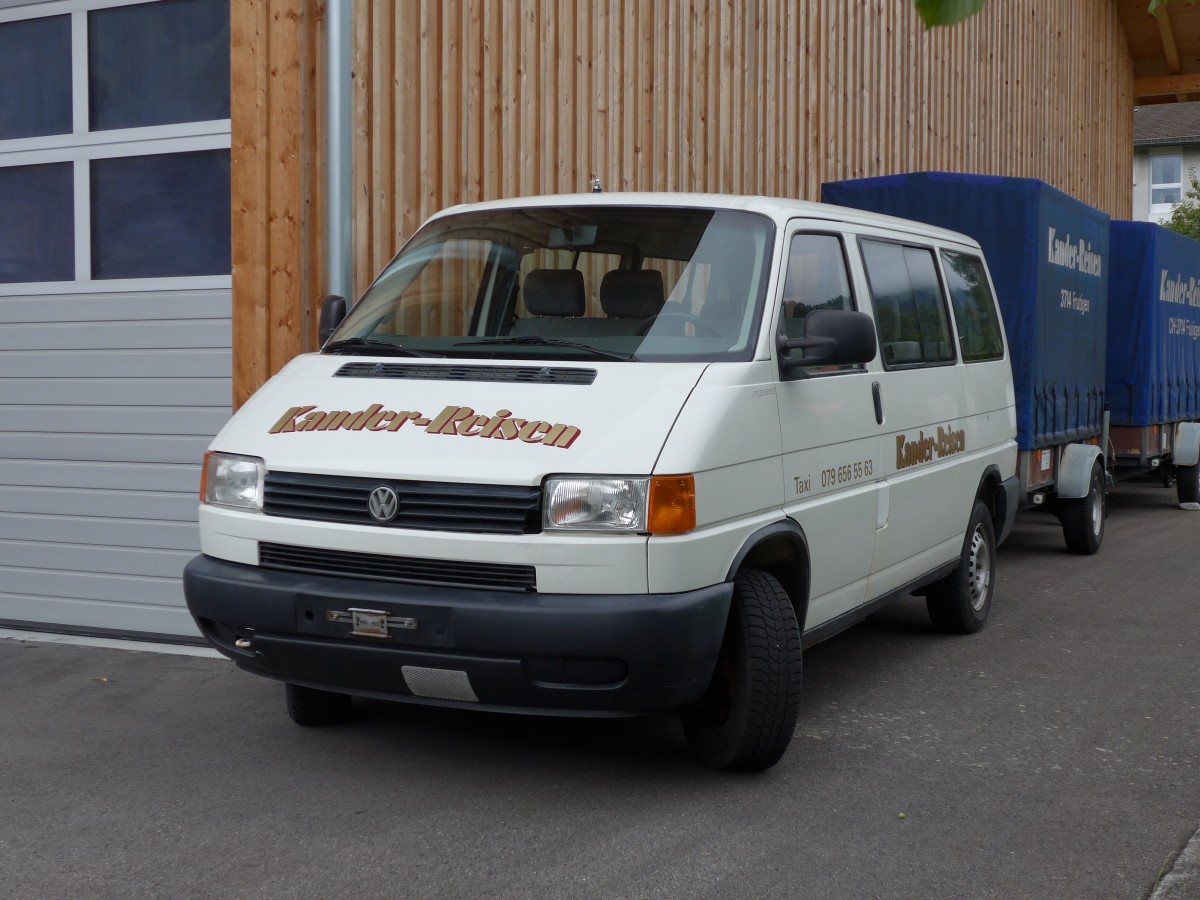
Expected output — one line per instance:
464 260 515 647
590 176 603 193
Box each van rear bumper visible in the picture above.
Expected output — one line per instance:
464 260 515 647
183 554 732 716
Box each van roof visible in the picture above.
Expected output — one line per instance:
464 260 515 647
431 191 982 248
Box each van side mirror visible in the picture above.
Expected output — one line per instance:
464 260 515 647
318 295 348 346
777 308 878 372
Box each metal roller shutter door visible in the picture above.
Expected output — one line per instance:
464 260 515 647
0 288 230 638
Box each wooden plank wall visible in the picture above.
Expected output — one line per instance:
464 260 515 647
231 0 1136 404
230 0 323 408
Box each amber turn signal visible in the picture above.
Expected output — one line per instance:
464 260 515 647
198 450 212 502
647 475 696 534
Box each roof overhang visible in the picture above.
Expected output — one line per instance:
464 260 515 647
1117 0 1200 104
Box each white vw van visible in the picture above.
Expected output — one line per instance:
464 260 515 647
184 193 1018 771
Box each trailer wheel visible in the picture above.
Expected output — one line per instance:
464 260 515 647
1061 461 1105 555
926 501 995 634
286 683 352 726
1178 462 1200 505
679 569 802 772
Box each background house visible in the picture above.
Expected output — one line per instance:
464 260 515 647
1 0 1198 641
1132 100 1200 222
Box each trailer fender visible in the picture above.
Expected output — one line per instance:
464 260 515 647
1057 444 1104 499
1174 423 1200 468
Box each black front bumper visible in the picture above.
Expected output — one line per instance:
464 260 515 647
183 555 732 716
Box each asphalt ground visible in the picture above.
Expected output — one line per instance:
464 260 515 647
1 477 1198 899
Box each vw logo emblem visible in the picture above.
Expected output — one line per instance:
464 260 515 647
367 486 400 523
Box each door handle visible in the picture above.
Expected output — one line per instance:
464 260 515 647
872 381 883 425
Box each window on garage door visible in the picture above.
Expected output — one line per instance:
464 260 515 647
0 0 230 291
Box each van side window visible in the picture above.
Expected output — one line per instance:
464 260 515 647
781 234 854 326
779 233 858 373
940 251 1005 362
860 239 956 367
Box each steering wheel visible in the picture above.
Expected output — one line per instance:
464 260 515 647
639 310 726 338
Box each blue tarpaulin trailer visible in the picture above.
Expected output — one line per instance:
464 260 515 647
822 171 1112 552
1105 221 1200 503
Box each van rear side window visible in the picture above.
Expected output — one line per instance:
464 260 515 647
940 250 1005 362
860 239 956 367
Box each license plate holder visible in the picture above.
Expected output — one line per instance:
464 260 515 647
350 607 390 638
323 607 420 639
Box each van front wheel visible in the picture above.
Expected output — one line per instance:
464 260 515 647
680 569 802 772
925 501 996 634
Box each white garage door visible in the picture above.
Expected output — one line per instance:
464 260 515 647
0 0 231 639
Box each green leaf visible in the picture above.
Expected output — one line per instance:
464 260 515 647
913 0 991 28
1149 0 1198 12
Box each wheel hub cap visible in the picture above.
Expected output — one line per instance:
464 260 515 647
967 526 991 611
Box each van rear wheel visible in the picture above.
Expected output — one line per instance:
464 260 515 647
926 501 995 634
286 683 352 726
680 569 802 772
1061 461 1105 555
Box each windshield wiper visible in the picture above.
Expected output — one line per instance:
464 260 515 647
323 337 443 358
452 336 635 361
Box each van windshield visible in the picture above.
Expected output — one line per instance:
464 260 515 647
327 206 775 362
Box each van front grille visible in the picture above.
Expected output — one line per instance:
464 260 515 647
263 471 541 534
259 542 537 591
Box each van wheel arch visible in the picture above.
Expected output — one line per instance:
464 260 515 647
974 465 1006 539
725 520 810 631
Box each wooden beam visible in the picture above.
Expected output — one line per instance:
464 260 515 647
1152 5 1190 101
1153 5 1182 72
1134 73 1200 98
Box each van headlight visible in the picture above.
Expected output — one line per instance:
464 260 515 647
201 451 265 511
543 475 695 534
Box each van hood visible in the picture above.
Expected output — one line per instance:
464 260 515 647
214 354 708 484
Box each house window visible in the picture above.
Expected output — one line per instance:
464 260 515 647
0 0 230 292
1150 154 1183 222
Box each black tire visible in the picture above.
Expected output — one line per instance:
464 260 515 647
286 683 352 726
1177 462 1200 505
1061 461 1105 555
680 569 802 772
926 500 996 634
